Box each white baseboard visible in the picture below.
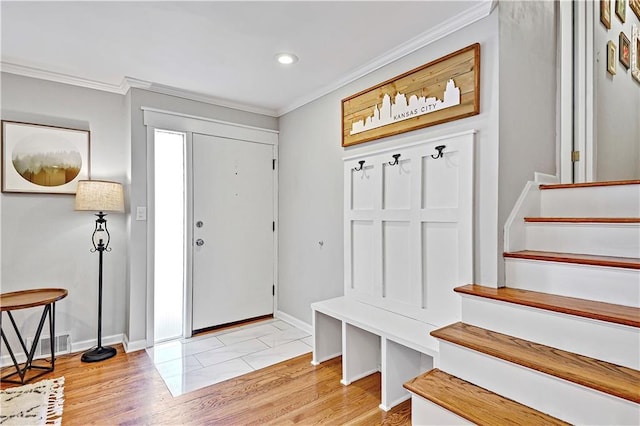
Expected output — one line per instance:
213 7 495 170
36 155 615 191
534 172 559 184
1 333 125 367
123 336 147 353
274 310 312 335
70 333 124 354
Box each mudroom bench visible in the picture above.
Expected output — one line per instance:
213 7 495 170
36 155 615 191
311 296 439 411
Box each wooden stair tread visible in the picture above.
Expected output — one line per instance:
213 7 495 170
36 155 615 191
404 369 569 426
431 322 640 403
503 250 640 270
454 284 640 328
524 217 640 223
540 180 640 190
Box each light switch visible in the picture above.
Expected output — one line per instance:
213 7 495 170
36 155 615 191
136 206 147 221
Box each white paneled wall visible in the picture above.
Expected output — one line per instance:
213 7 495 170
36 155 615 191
344 131 475 326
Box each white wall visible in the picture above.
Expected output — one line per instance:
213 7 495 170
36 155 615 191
278 11 501 325
594 1 640 180
1 72 128 350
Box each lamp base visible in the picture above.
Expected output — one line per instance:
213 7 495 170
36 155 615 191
81 345 117 363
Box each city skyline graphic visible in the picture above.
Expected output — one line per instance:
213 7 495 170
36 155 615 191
350 79 461 135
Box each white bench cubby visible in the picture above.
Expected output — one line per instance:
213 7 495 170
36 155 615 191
312 296 438 410
311 131 475 411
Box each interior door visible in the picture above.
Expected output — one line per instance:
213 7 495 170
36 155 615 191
191 133 274 331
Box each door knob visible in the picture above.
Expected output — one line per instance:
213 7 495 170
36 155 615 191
195 239 205 246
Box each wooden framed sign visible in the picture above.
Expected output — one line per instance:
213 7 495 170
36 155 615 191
342 43 480 147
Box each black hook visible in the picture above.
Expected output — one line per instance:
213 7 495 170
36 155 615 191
388 154 401 166
431 145 446 159
353 160 365 171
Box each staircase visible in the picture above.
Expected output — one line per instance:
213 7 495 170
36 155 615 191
404 180 640 425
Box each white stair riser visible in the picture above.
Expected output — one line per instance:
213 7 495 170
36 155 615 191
525 223 640 258
505 259 640 307
460 296 640 369
439 342 640 425
540 185 640 217
408 394 473 425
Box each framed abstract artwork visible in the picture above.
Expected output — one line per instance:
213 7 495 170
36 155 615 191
601 0 612 29
631 0 640 20
633 25 640 83
616 0 626 22
620 31 631 69
1 120 90 194
607 40 617 75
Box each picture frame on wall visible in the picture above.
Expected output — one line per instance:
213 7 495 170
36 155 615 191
607 41 617 75
620 32 631 69
631 0 640 20
341 44 480 147
601 0 612 29
616 0 627 22
1 120 90 194
633 25 640 83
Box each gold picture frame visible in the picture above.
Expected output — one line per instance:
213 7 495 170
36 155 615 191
607 41 617 75
1 120 91 194
620 32 631 69
631 0 640 20
602 0 612 29
616 0 627 22
633 25 640 83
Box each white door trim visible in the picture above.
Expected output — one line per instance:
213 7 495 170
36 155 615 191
143 108 278 346
142 107 279 144
184 131 194 339
558 0 574 184
559 1 597 184
566 1 595 183
145 125 156 346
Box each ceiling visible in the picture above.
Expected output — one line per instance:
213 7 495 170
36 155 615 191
1 1 490 117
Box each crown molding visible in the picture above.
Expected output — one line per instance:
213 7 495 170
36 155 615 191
276 0 496 116
0 62 129 94
125 78 277 117
1 0 495 118
0 63 278 117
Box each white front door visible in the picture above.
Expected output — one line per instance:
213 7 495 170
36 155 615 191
191 133 275 331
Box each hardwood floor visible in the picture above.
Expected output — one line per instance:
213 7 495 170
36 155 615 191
1 346 411 425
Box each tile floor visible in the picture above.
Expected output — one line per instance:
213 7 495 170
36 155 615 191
146 319 312 397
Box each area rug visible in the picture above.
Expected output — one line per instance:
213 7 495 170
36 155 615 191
0 377 64 425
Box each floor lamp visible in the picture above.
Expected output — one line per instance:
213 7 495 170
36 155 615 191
75 180 124 362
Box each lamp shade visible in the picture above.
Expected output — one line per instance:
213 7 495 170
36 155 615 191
75 180 124 212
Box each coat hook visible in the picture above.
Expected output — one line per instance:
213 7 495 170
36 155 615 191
388 153 401 166
353 160 365 171
431 145 446 159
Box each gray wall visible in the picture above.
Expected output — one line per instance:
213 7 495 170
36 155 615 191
0 73 279 351
1 72 128 349
497 1 557 279
594 1 640 181
1 1 561 345
278 11 502 325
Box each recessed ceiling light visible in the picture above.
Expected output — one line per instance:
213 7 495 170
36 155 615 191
276 53 298 65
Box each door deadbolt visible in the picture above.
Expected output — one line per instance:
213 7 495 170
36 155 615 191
195 239 205 246
196 221 204 228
